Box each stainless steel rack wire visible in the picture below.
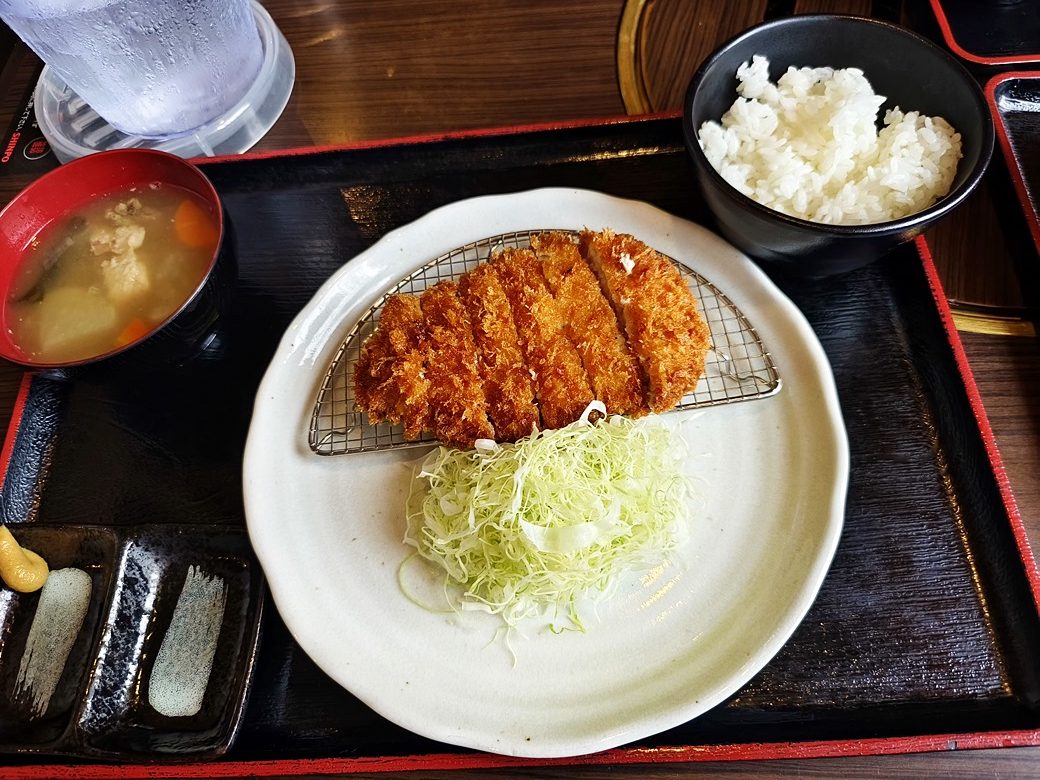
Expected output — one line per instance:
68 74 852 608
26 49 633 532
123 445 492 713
309 230 781 455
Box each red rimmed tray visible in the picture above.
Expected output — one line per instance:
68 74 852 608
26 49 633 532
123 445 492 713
987 71 1040 256
1 116 1039 776
929 0 1040 67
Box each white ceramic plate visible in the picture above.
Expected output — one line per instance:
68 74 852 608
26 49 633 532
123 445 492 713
243 188 849 758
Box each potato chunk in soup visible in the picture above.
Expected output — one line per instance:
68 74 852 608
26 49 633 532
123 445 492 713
6 185 218 363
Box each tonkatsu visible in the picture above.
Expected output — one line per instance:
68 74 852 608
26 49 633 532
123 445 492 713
491 247 595 431
580 229 712 413
353 293 430 440
419 280 495 448
352 229 712 448
457 263 540 442
531 231 646 417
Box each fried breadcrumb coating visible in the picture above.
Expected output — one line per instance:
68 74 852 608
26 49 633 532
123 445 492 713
492 247 594 431
532 231 647 417
458 263 540 441
353 293 430 439
419 280 495 448
352 229 711 448
580 229 711 412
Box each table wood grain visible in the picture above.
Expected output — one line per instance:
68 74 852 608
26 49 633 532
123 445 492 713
0 1 1038 777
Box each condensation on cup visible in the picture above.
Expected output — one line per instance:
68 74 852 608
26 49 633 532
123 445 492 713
0 0 265 139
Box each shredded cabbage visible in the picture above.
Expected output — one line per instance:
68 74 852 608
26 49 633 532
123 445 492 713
403 403 694 631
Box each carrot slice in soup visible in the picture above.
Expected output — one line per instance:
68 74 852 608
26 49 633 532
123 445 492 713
174 199 220 249
114 318 151 348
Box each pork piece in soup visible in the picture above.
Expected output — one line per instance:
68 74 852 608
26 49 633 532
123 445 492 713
6 184 219 363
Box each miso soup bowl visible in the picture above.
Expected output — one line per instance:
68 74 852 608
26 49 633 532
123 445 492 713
682 15 994 277
0 149 235 377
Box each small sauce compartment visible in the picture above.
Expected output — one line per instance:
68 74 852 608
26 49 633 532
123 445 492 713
75 525 262 759
0 525 117 749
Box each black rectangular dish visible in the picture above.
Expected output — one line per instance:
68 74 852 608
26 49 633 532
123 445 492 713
0 521 263 762
988 72 1040 257
2 116 1040 776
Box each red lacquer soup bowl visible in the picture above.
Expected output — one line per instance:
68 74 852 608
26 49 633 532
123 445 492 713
0 149 235 377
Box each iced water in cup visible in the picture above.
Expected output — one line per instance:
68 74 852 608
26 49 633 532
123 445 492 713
0 0 265 139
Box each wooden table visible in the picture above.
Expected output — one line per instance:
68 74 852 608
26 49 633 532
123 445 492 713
0 1 1038 777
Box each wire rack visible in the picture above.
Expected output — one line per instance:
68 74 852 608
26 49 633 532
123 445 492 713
309 230 781 455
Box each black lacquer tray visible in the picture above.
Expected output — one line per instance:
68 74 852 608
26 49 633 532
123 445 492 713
989 72 1040 257
930 0 1040 67
3 116 1040 776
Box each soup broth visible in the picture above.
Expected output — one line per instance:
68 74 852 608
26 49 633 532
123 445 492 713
6 183 218 364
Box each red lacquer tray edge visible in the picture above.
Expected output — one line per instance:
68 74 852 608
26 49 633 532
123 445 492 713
915 235 1040 607
192 111 682 168
929 0 1040 66
4 727 1040 778
1 127 1038 776
0 371 30 487
985 71 1040 256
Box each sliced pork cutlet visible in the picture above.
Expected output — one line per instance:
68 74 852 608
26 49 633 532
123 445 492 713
492 247 594 431
352 293 430 439
457 263 540 442
580 229 711 413
419 280 495 448
531 231 648 418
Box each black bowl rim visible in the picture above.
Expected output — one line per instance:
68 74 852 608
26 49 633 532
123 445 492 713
681 14 995 238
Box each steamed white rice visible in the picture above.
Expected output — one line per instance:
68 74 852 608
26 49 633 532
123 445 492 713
697 56 962 225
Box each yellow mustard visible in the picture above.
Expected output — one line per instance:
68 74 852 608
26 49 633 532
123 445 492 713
0 525 49 593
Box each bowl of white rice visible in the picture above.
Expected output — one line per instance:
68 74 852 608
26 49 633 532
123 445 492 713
682 15 993 276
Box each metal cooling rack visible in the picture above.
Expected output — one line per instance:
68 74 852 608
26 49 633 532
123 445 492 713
309 230 781 456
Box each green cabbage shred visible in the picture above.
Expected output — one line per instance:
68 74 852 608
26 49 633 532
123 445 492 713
403 402 694 631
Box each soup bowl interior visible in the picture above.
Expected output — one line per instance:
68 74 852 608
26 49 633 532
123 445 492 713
0 149 230 373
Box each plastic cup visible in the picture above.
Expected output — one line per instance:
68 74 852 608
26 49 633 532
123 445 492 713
0 0 265 139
